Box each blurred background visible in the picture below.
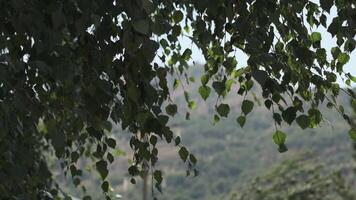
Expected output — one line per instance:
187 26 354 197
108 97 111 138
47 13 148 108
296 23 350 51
52 65 356 200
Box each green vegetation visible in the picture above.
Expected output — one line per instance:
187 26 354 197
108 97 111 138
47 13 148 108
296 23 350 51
233 152 356 200
1 0 356 199
54 89 356 199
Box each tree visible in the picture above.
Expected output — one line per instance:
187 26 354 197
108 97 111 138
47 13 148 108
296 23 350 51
233 152 356 200
0 0 355 198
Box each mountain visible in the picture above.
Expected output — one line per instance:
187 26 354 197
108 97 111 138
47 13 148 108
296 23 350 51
52 67 356 200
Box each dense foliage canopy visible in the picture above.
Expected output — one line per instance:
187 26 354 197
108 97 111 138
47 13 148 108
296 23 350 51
0 0 356 198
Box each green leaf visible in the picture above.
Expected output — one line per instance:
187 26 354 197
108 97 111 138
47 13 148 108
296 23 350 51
282 107 297 125
188 101 197 110
351 99 356 113
184 25 190 33
150 135 158 146
217 104 230 117
242 100 254 115
310 32 321 43
231 68 245 78
184 91 190 102
182 49 192 60
73 178 80 186
212 81 225 95
252 70 268 86
189 154 197 165
337 53 350 64
172 11 184 23
96 160 108 180
308 108 322 128
345 39 356 52
278 143 288 153
166 104 178 116
101 181 109 192
213 114 220 125
153 170 163 184
331 47 341 59
223 57 237 72
201 74 209 85
174 136 181 146
158 115 169 125
106 138 116 149
173 79 180 90
237 116 246 128
132 20 149 34
320 14 327 27
349 128 356 141
225 79 234 91
348 74 356 83
273 130 286 145
70 165 77 177
199 86 211 101
273 113 282 125
128 165 140 176
245 80 254 91
172 25 181 37
37 119 47 134
160 38 169 48
107 153 114 163
185 112 190 120
264 99 272 110
189 76 195 83
178 147 189 162
296 115 310 129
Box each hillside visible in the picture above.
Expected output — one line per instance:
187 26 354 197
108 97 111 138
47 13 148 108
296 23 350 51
53 69 356 199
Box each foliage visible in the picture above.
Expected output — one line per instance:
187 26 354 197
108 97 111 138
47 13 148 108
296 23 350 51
234 153 356 200
55 92 354 199
0 0 356 198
